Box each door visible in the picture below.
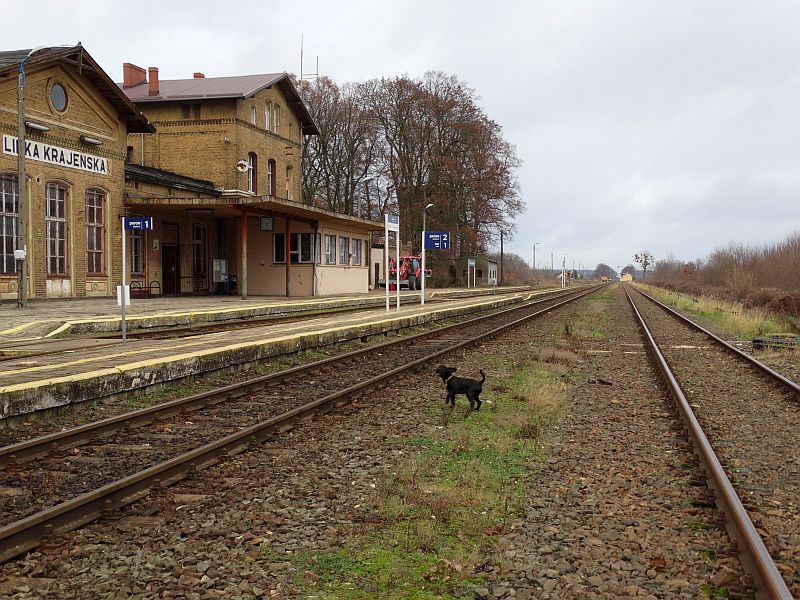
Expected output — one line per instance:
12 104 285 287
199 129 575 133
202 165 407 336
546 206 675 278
162 245 179 295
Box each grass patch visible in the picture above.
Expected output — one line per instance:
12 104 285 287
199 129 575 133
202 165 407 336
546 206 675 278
282 367 568 598
701 584 730 598
638 284 787 339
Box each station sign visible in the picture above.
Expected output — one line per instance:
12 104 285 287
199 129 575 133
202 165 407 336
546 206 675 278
424 231 450 250
385 214 399 233
3 134 108 175
124 217 154 230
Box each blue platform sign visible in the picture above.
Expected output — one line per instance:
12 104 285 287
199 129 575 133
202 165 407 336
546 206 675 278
424 231 450 250
124 217 154 230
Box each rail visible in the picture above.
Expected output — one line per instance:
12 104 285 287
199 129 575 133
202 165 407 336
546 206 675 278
624 285 793 600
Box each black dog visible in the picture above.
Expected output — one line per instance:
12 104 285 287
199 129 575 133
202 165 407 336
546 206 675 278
435 365 486 411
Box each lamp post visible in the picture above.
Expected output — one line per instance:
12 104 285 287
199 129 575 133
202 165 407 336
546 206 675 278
16 47 45 308
532 242 539 285
421 202 433 304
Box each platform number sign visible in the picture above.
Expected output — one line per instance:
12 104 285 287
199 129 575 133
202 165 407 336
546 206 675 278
424 231 450 250
124 217 154 230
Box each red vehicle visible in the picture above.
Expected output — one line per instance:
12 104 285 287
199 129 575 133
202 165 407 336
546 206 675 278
379 255 430 290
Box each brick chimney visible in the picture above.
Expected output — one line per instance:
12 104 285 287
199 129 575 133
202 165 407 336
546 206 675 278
148 67 159 96
122 63 147 88
193 72 205 79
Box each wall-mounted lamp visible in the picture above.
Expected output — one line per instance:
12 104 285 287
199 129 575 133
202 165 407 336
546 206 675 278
79 134 103 145
25 121 50 132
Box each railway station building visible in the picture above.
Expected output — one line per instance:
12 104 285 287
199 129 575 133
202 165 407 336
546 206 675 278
0 44 154 301
0 43 380 302
120 63 379 298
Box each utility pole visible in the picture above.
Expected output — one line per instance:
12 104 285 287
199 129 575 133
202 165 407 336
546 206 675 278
499 230 504 286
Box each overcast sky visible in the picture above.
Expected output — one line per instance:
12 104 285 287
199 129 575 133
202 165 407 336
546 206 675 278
7 1 799 272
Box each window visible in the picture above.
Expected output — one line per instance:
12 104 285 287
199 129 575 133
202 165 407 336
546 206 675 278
273 233 286 263
45 182 68 275
181 103 201 120
339 236 350 265
247 152 258 194
131 229 144 275
291 232 313 263
265 101 272 130
0 174 18 275
126 146 134 163
274 232 313 264
273 104 280 133
351 239 362 266
192 223 207 276
50 82 68 112
289 122 294 141
324 234 336 264
267 159 276 196
85 188 105 275
251 105 257 125
285 166 293 200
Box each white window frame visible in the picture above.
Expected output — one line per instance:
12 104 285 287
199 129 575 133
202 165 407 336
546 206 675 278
324 234 336 264
131 228 145 275
247 153 257 193
273 232 313 264
85 188 105 275
339 236 350 265
251 105 257 125
45 182 68 276
1 174 19 275
351 239 362 266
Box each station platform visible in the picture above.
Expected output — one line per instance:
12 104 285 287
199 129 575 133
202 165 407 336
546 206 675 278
0 286 541 421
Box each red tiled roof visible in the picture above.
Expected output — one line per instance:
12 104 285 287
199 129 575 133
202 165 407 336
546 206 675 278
119 72 318 135
121 73 285 102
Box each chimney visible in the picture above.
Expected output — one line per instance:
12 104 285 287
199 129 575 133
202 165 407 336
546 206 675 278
193 72 205 79
148 67 159 96
122 63 147 88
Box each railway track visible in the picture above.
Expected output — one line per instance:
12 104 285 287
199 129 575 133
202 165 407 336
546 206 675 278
0 284 604 564
625 284 798 598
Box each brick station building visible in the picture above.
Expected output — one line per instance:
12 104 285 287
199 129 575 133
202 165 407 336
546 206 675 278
120 63 379 298
0 44 154 301
0 44 380 301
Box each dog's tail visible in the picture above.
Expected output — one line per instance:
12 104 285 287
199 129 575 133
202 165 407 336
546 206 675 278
479 369 486 384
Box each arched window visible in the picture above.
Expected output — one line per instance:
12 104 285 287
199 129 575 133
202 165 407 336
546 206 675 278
265 101 272 131
251 105 257 125
0 174 19 275
285 165 293 200
45 182 69 275
192 223 207 276
268 159 276 197
85 188 106 274
273 104 280 134
247 152 258 194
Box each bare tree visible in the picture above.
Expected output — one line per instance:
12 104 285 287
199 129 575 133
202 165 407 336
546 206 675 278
634 251 654 279
302 71 523 256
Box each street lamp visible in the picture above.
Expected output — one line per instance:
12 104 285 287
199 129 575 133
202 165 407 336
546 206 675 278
16 46 46 308
532 242 540 285
420 202 434 304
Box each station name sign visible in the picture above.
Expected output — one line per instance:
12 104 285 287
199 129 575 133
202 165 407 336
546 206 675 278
2 134 108 176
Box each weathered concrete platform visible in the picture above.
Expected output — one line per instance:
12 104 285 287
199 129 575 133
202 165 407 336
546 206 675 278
0 287 541 420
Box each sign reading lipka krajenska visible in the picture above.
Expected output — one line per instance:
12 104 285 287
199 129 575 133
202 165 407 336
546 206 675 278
2 134 108 176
